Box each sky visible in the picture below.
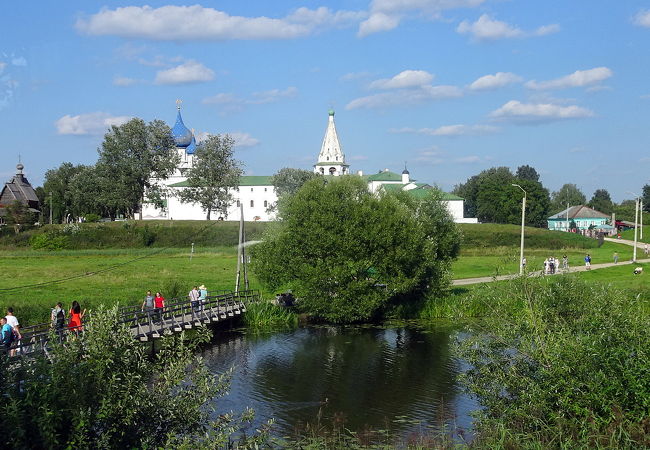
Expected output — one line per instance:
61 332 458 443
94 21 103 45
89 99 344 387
2 1 650 202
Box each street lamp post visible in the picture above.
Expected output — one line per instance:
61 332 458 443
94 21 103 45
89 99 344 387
512 184 527 275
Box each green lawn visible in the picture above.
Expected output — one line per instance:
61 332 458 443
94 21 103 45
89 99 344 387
452 241 634 279
618 225 650 244
0 246 270 326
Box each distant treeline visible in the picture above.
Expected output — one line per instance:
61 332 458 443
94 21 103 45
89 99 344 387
0 220 269 250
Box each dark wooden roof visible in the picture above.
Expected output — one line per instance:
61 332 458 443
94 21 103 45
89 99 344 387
0 167 40 216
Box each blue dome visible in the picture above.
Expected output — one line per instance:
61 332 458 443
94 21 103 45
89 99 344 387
172 109 192 148
186 135 197 155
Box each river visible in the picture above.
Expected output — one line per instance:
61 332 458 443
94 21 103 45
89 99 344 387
202 324 479 442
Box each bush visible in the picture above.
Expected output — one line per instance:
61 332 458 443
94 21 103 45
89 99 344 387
457 276 650 447
0 307 267 448
84 213 101 223
30 233 69 250
251 177 460 323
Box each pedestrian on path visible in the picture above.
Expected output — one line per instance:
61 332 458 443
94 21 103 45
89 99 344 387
198 284 208 310
614 252 619 264
68 301 85 334
562 255 568 271
585 254 591 270
645 243 648 256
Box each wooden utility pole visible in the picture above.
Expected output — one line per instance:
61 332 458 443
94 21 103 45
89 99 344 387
235 204 244 293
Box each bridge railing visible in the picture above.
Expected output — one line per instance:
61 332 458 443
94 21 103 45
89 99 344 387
1 290 260 356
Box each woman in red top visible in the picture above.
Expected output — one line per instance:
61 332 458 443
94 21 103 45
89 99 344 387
68 300 85 333
154 292 165 323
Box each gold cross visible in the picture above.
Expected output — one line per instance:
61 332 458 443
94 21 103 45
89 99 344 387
176 98 182 109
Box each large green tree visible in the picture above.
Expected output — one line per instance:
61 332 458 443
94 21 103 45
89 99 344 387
515 164 540 182
588 189 613 214
454 167 550 226
96 118 178 219
269 167 319 212
42 162 86 223
550 183 587 214
177 134 242 220
251 176 460 323
68 165 110 218
642 184 650 212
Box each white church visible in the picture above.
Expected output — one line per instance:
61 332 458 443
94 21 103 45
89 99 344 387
141 105 477 223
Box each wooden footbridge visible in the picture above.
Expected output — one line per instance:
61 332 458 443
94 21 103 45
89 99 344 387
3 290 260 357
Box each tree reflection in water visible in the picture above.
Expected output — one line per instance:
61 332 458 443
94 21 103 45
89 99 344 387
202 325 477 440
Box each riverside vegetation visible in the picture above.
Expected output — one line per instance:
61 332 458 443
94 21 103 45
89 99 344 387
1 214 647 447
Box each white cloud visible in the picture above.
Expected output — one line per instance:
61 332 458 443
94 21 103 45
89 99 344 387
154 60 214 85
55 112 131 135
633 9 650 27
196 131 259 148
457 14 559 41
202 87 298 112
469 72 522 91
455 155 482 163
0 62 6 73
11 56 27 67
414 147 445 164
340 71 373 81
359 0 485 37
489 100 594 123
346 84 462 109
391 124 498 136
369 70 434 89
76 5 364 41
250 87 298 104
113 76 140 87
526 67 613 90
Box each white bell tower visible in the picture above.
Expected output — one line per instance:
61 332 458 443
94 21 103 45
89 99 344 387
314 110 349 176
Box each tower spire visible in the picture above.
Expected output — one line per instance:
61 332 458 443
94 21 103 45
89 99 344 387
314 110 349 176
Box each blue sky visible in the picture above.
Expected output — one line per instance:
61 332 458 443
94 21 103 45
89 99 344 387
2 1 650 201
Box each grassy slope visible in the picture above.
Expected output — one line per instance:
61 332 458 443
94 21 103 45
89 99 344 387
0 246 271 326
452 223 635 279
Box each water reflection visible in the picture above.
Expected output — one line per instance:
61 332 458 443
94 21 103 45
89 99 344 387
202 325 477 439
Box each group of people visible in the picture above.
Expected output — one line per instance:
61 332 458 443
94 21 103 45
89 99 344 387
542 255 569 275
50 301 86 334
140 284 208 323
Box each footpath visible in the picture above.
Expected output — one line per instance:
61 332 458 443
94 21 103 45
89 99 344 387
453 237 650 286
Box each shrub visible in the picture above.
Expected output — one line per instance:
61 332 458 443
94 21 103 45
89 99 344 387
84 213 101 223
30 233 69 250
0 307 267 448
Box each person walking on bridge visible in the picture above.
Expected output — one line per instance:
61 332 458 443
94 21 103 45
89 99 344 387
189 286 200 313
68 301 85 335
154 292 165 323
141 290 154 315
198 284 208 311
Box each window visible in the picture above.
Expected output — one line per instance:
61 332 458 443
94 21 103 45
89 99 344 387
236 200 240 207
264 187 267 192
250 188 253 192
250 200 254 208
329 167 336 175
264 200 268 207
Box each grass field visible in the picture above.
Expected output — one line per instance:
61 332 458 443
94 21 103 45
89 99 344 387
0 222 641 325
0 246 271 325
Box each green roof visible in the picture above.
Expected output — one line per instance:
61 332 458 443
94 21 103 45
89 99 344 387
380 183 464 200
366 171 402 182
169 175 273 188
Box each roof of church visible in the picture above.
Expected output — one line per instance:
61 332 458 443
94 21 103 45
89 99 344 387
380 183 464 200
317 110 345 165
0 164 40 215
169 175 273 188
365 170 403 182
171 105 192 148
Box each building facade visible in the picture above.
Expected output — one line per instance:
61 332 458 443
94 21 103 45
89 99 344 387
547 205 613 234
142 106 476 223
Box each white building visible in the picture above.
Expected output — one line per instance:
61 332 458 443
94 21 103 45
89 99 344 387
142 105 476 223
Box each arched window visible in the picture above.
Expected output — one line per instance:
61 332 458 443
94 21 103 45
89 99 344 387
320 167 324 174
250 188 253 192
329 167 336 175
264 200 268 207
250 200 254 208
236 200 240 207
